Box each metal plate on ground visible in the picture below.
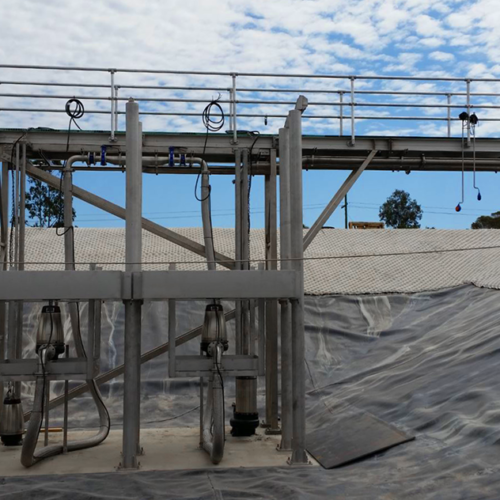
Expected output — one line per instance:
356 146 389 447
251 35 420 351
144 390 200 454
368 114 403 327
306 410 415 469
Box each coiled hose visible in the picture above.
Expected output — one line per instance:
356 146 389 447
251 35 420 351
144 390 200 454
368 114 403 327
21 303 110 467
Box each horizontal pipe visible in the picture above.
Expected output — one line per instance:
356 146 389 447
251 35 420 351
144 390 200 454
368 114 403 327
1 93 497 110
1 64 500 81
2 107 500 121
3 81 500 98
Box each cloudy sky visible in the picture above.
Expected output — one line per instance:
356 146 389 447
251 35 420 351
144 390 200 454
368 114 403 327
1 0 500 229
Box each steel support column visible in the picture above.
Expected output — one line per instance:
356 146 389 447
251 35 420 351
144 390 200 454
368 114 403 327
278 127 292 450
265 148 279 433
122 99 143 469
289 109 308 464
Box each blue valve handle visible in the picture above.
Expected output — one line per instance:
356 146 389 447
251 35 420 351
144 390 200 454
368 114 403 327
169 146 175 167
101 146 107 166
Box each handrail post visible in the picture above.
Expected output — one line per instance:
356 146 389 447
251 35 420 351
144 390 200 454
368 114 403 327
447 94 451 138
231 73 238 145
350 77 355 146
339 91 344 136
466 79 471 147
110 70 116 142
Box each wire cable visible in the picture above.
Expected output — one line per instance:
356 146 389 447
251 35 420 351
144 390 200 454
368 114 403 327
56 98 84 235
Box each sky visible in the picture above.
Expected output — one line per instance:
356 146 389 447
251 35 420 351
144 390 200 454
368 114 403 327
1 0 500 230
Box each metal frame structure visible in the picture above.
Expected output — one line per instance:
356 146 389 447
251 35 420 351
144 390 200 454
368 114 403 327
0 91 312 469
1 65 500 471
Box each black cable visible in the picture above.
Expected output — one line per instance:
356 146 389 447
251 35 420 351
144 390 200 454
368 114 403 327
56 99 84 235
195 97 225 202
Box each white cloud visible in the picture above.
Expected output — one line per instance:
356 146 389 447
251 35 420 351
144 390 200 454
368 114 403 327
429 51 455 62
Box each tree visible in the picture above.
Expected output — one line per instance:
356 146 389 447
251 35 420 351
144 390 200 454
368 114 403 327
379 189 423 229
25 163 76 227
471 211 500 229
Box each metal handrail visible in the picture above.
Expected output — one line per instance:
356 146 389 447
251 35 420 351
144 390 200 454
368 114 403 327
1 64 498 143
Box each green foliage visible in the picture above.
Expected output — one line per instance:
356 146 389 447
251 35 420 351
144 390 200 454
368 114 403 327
379 189 423 229
25 163 76 227
471 211 500 229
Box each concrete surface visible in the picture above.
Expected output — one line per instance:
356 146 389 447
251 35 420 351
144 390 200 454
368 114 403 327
0 427 318 476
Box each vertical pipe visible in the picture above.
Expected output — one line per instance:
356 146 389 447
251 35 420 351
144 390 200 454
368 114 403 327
279 299 292 451
19 144 26 272
447 94 451 138
122 99 143 469
63 160 74 271
0 163 7 405
466 80 471 147
288 109 308 464
257 298 265 375
94 269 102 375
44 380 50 446
234 149 242 355
7 152 18 393
241 150 249 353
350 78 355 146
265 149 279 433
14 144 19 270
14 144 26 398
110 71 115 142
232 74 238 145
87 299 95 379
63 344 69 454
278 127 292 450
201 161 215 271
339 92 343 136
168 263 176 378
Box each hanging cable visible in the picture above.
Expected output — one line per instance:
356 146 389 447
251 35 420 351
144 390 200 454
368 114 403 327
456 112 469 212
195 96 224 203
470 113 481 201
56 98 85 235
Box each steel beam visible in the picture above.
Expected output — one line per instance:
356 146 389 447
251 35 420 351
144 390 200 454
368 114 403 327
303 149 377 250
3 129 500 162
289 109 308 464
25 163 235 269
278 127 293 451
265 148 279 432
122 99 142 470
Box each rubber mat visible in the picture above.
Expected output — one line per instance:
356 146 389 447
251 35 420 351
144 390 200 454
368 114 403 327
306 409 415 469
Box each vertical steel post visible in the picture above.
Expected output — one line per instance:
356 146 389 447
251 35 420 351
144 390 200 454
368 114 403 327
114 86 119 133
0 162 8 405
339 92 344 136
350 77 355 146
14 144 19 269
232 148 258 435
168 263 176 378
14 144 26 397
232 74 238 145
278 126 292 450
110 70 116 142
63 344 69 454
447 94 451 138
122 99 143 469
44 380 50 446
289 109 308 464
234 149 242 355
265 149 279 433
87 299 95 379
466 80 471 147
